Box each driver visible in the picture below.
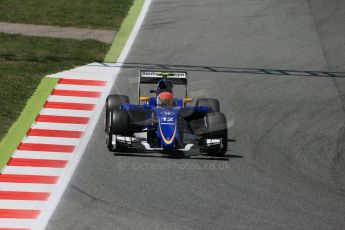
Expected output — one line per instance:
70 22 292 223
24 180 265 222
157 91 174 107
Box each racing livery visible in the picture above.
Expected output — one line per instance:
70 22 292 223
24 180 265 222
105 70 228 156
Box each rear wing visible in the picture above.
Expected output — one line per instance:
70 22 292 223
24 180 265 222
139 70 188 85
138 70 189 103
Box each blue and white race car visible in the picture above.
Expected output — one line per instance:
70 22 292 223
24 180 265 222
105 70 228 156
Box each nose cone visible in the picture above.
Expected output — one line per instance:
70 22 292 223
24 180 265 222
156 109 179 148
159 123 177 147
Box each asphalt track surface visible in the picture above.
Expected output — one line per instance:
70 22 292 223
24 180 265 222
47 0 345 229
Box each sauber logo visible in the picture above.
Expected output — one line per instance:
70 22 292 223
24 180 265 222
160 111 174 116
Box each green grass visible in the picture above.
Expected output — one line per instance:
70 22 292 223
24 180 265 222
0 0 134 30
105 0 143 62
0 32 109 141
0 77 58 170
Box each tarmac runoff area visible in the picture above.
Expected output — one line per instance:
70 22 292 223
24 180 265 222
0 22 115 43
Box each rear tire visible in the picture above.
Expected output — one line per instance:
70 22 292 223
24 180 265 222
196 98 220 112
204 112 228 156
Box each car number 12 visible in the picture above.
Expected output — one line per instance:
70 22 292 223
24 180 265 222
161 117 174 122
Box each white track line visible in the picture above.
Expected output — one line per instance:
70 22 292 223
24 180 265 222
73 63 120 73
48 95 100 104
39 108 94 117
0 200 47 210
69 70 116 78
54 84 105 92
48 68 115 80
13 151 73 161
0 183 55 192
0 219 36 229
22 136 81 146
32 123 87 132
50 73 112 80
3 167 64 176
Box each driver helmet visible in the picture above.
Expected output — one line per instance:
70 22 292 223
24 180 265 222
157 79 173 93
157 91 173 106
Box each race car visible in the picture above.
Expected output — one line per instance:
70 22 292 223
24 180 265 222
104 70 228 156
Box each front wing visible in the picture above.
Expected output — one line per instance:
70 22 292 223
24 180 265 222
111 132 222 154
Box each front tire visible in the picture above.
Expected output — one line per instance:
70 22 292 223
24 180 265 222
105 95 129 132
105 109 132 152
106 130 116 151
204 112 228 156
110 109 132 136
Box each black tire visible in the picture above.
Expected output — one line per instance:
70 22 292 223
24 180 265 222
105 111 115 151
106 109 132 151
105 95 129 132
106 128 115 151
196 98 220 112
110 109 132 136
204 112 228 156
